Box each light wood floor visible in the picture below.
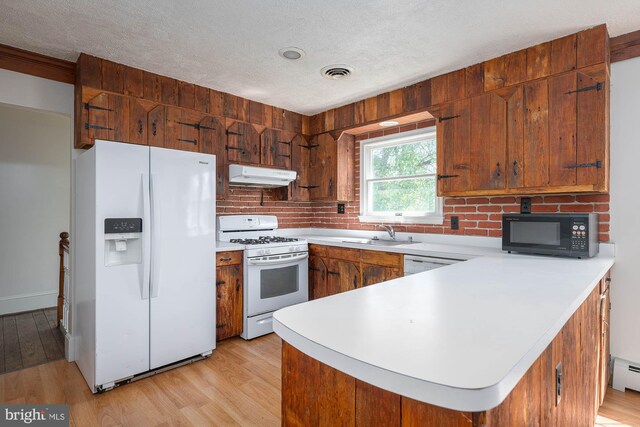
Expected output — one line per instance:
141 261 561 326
0 333 638 426
0 308 65 374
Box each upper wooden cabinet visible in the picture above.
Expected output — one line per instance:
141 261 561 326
83 92 131 144
437 64 609 196
226 121 260 164
289 134 311 202
198 115 228 199
308 132 355 201
260 128 293 169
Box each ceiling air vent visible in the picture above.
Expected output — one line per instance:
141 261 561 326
321 65 353 80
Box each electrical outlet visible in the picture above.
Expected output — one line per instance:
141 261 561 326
520 197 532 214
451 216 459 230
337 203 345 214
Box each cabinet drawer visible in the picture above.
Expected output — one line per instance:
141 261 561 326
360 250 403 268
216 251 242 266
329 247 361 263
309 244 328 258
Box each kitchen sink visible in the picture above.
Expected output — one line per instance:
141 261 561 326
338 238 411 246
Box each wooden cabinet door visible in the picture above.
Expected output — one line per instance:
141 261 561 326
326 259 360 296
436 99 470 195
226 121 260 164
361 264 403 287
576 65 609 191
199 115 227 199
506 81 550 189
598 273 611 405
148 104 166 147
128 98 155 146
289 134 310 201
85 92 130 143
216 264 243 341
469 92 507 191
165 106 203 152
260 128 292 169
309 133 337 200
309 256 328 300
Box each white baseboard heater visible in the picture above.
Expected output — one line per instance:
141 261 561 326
612 358 640 392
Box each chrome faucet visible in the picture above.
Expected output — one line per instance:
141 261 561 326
376 224 396 240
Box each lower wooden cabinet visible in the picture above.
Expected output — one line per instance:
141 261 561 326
309 244 404 300
215 251 243 341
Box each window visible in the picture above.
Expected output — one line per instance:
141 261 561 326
359 127 442 224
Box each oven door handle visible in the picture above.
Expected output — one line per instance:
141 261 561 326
247 252 308 266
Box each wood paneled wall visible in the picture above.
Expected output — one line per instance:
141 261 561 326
308 25 610 135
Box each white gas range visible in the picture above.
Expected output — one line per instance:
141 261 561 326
217 215 308 340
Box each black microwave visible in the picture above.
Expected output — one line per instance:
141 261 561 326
502 213 599 258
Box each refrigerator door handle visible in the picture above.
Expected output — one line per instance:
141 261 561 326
150 173 161 298
141 173 151 300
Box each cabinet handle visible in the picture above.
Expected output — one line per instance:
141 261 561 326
138 120 143 135
219 257 232 262
216 280 225 286
513 160 518 176
152 121 157 136
496 162 501 177
329 178 334 195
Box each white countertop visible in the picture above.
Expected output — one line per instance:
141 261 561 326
273 247 615 412
215 241 245 252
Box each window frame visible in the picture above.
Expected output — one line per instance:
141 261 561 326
358 127 443 224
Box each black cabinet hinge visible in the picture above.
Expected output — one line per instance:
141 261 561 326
225 145 244 151
565 160 602 169
277 154 291 158
226 130 242 136
278 141 291 146
438 115 460 122
437 174 459 180
215 280 225 286
178 121 216 131
177 138 197 145
298 185 319 189
327 271 340 276
309 267 320 272
565 82 603 95
216 323 226 328
84 103 112 112
299 144 319 150
85 123 113 131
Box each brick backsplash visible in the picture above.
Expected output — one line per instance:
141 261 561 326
217 121 611 242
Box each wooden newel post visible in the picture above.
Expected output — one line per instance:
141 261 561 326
58 232 70 326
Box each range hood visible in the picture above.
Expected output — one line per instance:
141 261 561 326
229 164 297 188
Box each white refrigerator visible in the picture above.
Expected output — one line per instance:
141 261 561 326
74 140 216 392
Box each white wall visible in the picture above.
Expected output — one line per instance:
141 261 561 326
0 69 74 317
610 56 640 364
0 105 70 314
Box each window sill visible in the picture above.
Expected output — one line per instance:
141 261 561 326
358 215 444 225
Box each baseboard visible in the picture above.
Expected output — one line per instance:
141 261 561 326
613 357 640 392
0 290 57 315
65 332 76 362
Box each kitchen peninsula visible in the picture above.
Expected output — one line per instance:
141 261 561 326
274 247 614 426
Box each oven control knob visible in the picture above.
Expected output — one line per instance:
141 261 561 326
572 225 579 230
579 225 586 231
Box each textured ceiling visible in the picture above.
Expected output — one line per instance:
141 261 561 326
1 1 639 114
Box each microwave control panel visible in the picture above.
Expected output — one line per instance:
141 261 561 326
570 219 588 251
